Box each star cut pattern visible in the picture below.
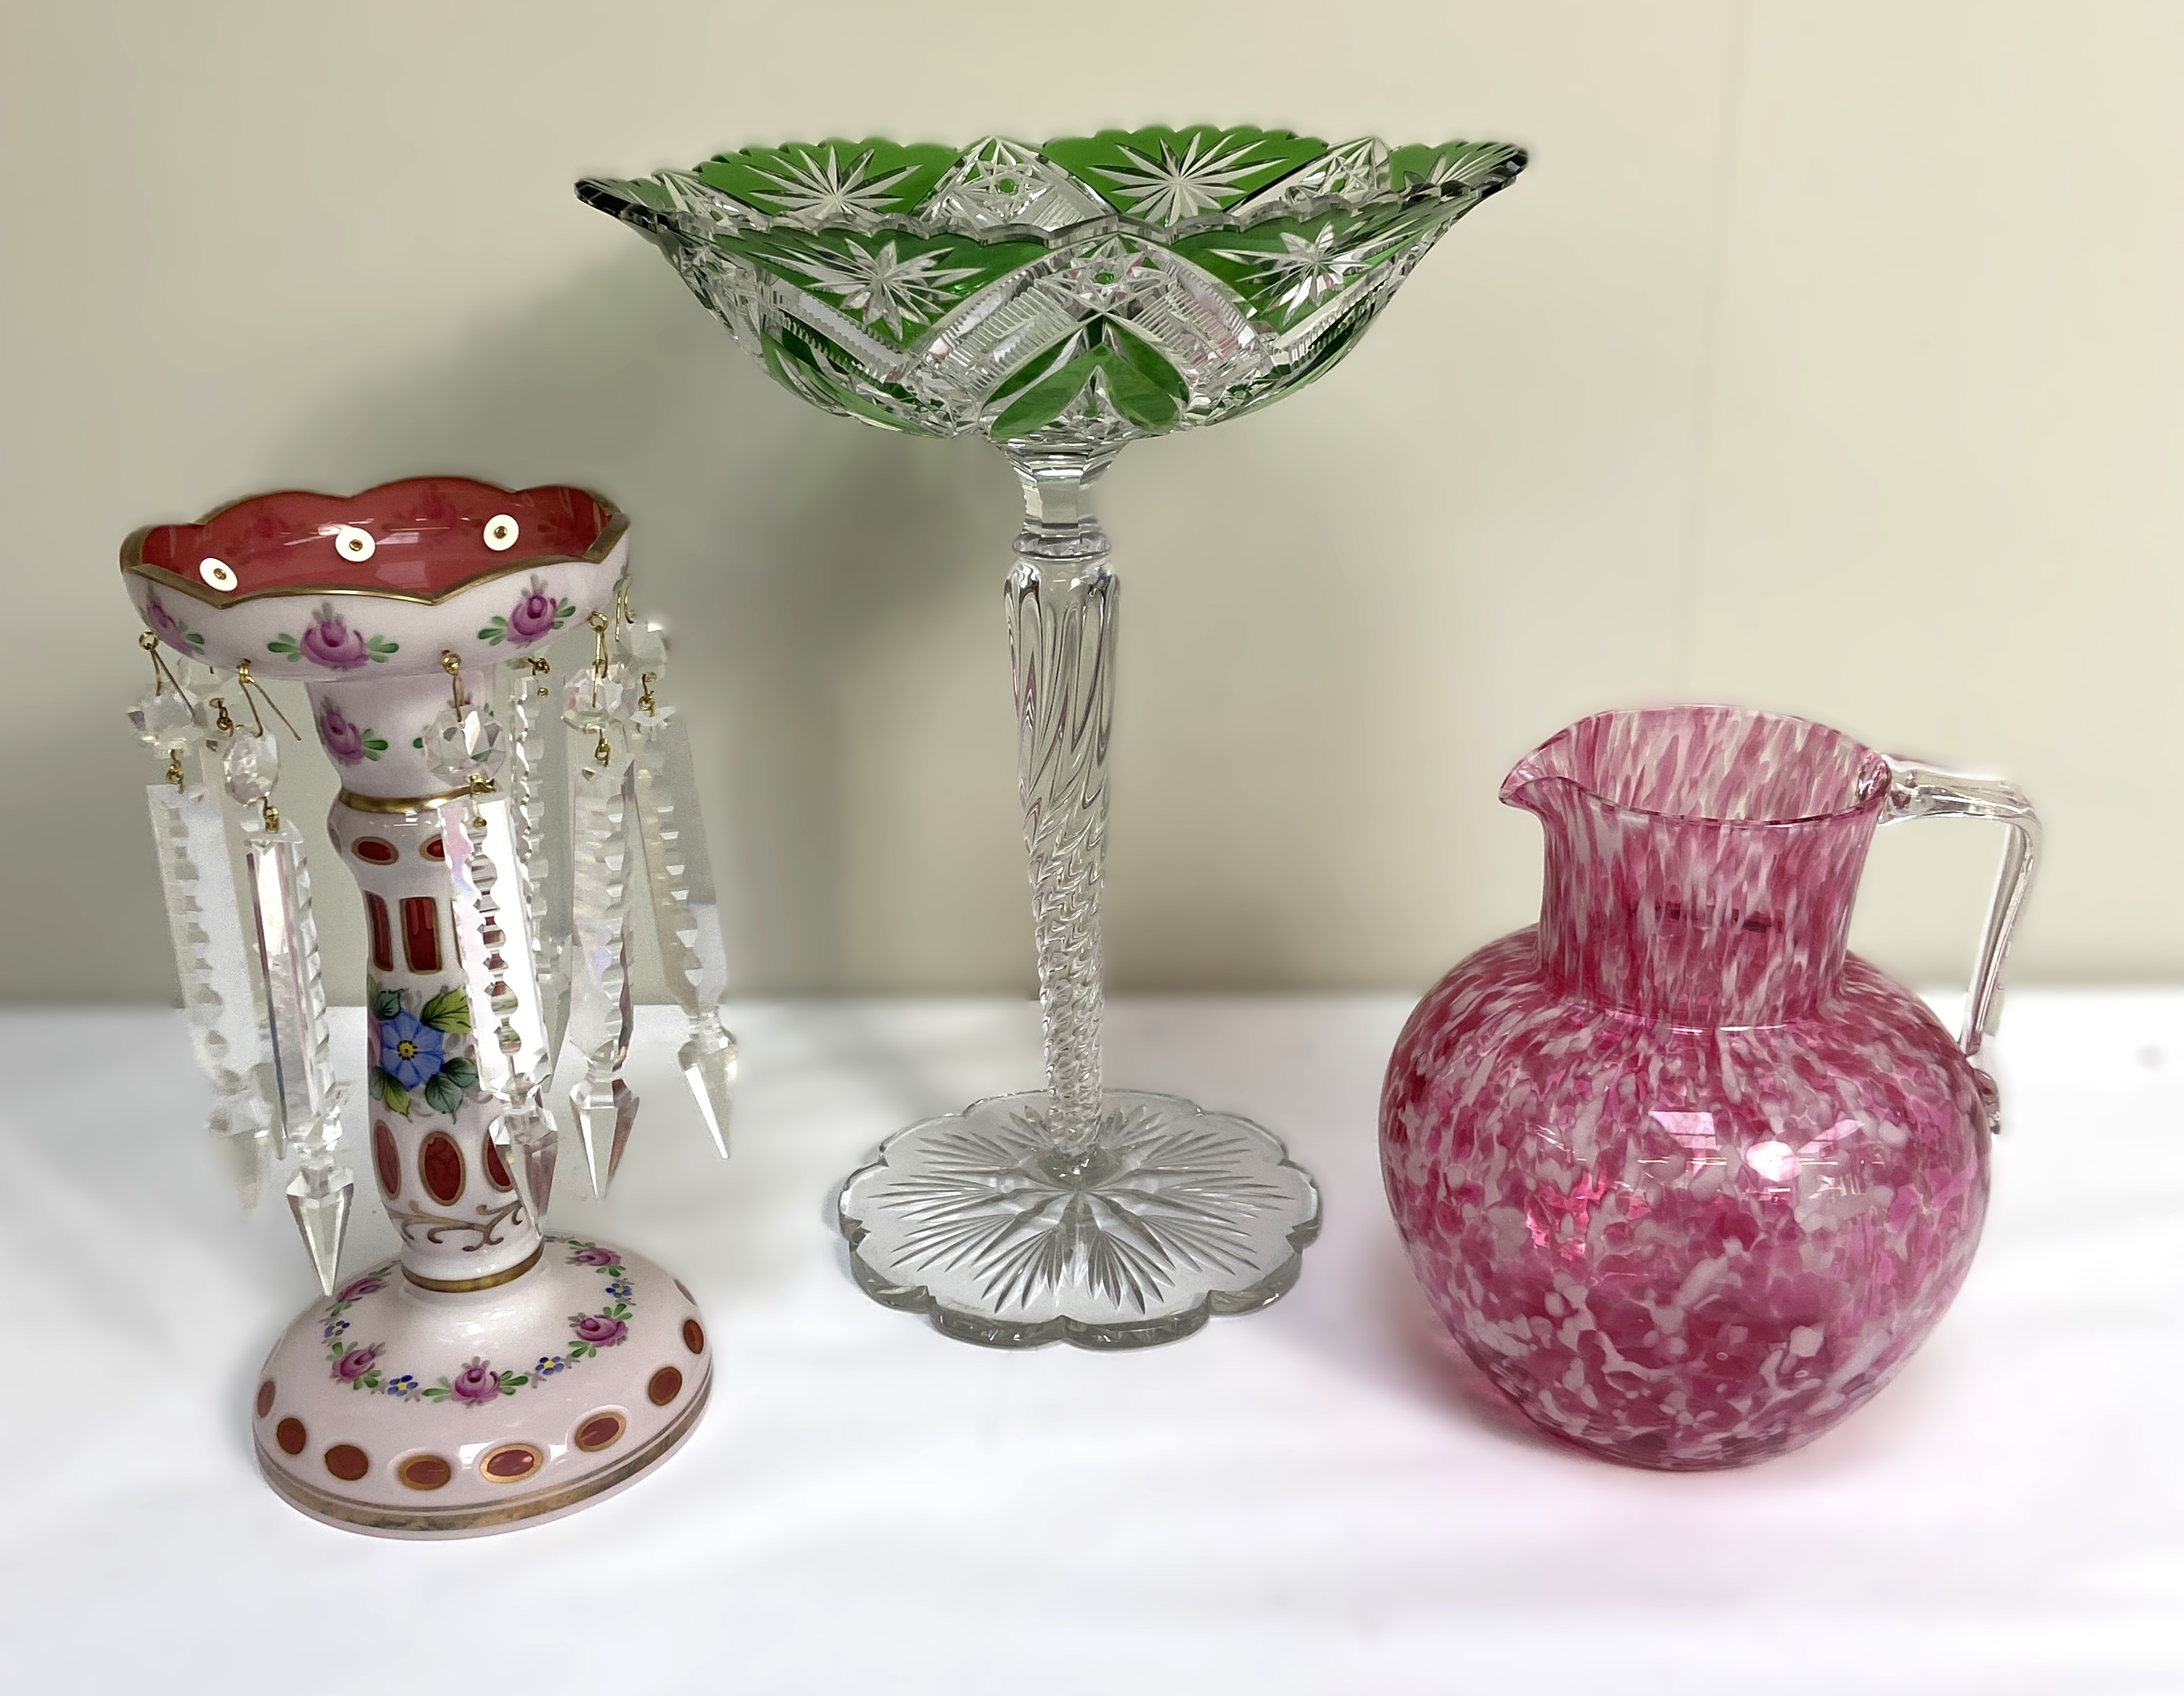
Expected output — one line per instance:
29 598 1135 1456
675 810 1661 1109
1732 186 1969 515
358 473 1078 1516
861 1099 1304 1315
1210 220 1402 317
1092 132 1271 226
746 145 914 228
770 237 981 339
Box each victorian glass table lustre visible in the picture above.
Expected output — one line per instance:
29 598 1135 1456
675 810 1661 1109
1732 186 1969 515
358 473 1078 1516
120 480 730 1533
581 127 1525 1346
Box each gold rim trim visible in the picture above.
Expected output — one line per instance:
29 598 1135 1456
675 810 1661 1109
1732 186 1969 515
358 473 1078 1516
117 482 628 611
401 1241 542 1292
336 786 473 816
256 1371 710 1535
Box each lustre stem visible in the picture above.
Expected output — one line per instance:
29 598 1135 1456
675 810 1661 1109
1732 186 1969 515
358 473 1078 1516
1007 449 1117 1158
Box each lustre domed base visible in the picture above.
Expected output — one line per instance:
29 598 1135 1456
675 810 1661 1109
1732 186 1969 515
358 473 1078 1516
838 1089 1321 1349
251 1234 710 1538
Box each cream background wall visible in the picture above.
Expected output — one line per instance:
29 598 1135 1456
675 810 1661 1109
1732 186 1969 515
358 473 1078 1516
2 0 2178 1002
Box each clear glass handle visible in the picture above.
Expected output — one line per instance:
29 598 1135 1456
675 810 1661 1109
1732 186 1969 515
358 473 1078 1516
1880 756 2041 1061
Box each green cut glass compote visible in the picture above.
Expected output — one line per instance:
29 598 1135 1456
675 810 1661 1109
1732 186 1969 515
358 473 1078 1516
580 126 1525 1347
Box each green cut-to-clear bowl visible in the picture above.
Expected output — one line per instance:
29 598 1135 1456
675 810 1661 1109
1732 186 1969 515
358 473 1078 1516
579 126 1523 451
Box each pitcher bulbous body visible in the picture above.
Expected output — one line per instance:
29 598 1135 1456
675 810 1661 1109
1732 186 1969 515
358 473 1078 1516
1381 706 2035 1470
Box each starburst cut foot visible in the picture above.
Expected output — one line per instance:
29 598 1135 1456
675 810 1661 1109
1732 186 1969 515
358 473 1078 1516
836 1090 1322 1349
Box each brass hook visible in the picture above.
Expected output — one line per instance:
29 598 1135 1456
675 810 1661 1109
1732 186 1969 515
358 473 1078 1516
231 661 299 739
137 629 196 712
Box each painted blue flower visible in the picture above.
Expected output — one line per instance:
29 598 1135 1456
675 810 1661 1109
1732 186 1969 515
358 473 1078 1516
603 1281 633 1300
535 1355 568 1376
383 1374 419 1399
376 1008 444 1091
321 1318 350 1339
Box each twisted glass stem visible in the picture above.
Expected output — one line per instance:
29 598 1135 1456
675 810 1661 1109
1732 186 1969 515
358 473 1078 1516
1007 450 1117 1158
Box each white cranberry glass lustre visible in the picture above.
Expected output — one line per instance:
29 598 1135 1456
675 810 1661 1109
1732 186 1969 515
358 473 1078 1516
581 128 1526 1346
120 479 733 1535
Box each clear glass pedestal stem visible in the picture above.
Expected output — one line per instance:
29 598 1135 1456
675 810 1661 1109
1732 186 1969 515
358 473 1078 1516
832 446 1323 1349
1008 448 1117 1163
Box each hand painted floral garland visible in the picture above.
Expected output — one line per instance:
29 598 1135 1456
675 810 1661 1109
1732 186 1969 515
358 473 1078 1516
321 1237 637 1404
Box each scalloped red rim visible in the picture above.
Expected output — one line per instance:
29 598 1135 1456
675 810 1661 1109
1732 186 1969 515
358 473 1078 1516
121 477 622 604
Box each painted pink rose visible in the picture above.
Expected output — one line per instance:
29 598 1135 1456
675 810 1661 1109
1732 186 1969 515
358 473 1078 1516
506 580 560 645
144 593 187 652
448 1357 502 1404
570 1313 627 1347
568 1246 617 1267
300 609 370 669
334 1274 384 1303
316 701 367 766
332 1344 379 1383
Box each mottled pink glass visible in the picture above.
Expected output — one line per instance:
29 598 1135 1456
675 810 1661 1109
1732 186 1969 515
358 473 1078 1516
1381 705 2037 1470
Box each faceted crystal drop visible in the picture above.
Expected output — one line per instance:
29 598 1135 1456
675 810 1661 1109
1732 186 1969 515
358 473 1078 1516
221 731 281 805
612 619 668 679
424 704 509 789
677 1014 738 1160
285 1160 354 1296
561 672 627 727
129 685 198 749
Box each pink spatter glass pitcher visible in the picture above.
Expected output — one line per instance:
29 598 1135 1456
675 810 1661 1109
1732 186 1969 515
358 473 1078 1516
1380 706 2038 1470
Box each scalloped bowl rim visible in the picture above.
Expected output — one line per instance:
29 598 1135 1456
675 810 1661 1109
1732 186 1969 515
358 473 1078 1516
578 125 1528 251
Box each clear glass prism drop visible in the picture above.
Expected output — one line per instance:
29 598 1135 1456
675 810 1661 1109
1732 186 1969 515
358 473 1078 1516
561 733 640 1192
494 1100 560 1223
570 1074 639 1198
285 1158 354 1296
146 776 280 1207
632 706 730 1009
677 1013 738 1160
500 658 572 1058
424 702 508 791
630 701 738 1156
441 795 553 1097
242 817 348 1157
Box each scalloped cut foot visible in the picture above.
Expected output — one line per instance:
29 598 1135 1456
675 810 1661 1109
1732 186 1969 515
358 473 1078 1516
838 1089 1322 1349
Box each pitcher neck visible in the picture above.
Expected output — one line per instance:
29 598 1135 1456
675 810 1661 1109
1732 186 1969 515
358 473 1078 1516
1533 796 1878 1027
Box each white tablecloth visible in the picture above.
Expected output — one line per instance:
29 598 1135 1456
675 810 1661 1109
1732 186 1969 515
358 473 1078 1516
2 994 2179 1693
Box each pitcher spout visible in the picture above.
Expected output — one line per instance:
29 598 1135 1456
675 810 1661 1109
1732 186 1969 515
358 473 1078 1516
1507 706 1893 1028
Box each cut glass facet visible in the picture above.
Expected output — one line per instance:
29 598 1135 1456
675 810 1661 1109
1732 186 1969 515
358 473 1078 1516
677 1013 738 1161
493 1100 561 1227
285 1158 354 1298
582 127 1522 1346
